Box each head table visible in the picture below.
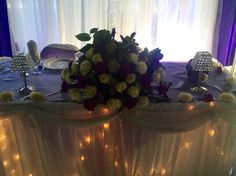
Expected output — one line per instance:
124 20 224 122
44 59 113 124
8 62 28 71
0 62 236 176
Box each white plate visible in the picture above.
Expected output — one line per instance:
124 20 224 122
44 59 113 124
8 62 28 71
43 58 74 71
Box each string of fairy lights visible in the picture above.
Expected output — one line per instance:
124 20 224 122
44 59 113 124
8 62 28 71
0 102 231 176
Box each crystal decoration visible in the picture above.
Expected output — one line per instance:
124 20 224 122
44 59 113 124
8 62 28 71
192 51 213 72
190 51 213 94
11 53 36 95
11 53 36 73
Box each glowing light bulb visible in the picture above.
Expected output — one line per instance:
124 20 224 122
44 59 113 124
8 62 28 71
125 161 128 168
187 105 194 111
85 136 91 143
210 102 215 107
29 173 33 176
80 156 85 161
14 154 20 160
79 142 83 148
114 160 119 167
209 129 215 136
3 160 8 167
160 168 166 175
103 123 109 129
88 111 92 114
102 108 109 114
105 144 109 149
0 134 6 141
1 143 7 151
184 142 190 149
10 169 15 174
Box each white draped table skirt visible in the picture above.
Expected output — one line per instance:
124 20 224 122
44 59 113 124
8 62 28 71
0 102 235 176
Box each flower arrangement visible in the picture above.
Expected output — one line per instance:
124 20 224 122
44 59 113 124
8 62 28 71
61 28 165 111
30 91 46 102
0 91 14 102
219 93 235 103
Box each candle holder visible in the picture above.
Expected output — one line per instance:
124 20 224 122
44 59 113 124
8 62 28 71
190 51 213 94
11 53 36 95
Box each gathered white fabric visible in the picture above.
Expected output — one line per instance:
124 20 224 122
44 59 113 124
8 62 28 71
6 0 218 61
0 101 235 175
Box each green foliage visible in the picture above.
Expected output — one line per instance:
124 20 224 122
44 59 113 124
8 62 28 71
79 44 93 53
90 28 98 34
93 29 112 45
76 33 91 41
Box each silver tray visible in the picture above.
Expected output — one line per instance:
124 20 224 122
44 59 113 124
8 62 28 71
43 57 74 71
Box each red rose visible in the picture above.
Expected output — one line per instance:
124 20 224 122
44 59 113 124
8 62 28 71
83 99 97 111
140 74 152 90
61 81 69 92
204 93 214 102
125 98 138 109
157 84 168 95
75 76 87 89
119 64 132 76
94 62 108 74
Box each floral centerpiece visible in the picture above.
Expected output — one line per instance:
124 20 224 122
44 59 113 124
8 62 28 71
61 28 166 111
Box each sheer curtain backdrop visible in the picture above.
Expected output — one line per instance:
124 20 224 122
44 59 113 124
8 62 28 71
6 0 219 61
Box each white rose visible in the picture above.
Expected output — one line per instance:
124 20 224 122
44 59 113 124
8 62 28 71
99 74 111 84
152 71 161 82
80 60 92 75
92 54 103 63
125 74 136 84
127 86 140 98
157 67 166 80
69 89 81 102
84 85 97 98
66 73 75 84
138 96 149 107
61 68 68 80
136 61 147 75
116 82 127 92
128 53 139 64
178 92 193 103
108 60 120 73
107 98 122 110
71 62 79 73
85 48 94 59
225 76 236 87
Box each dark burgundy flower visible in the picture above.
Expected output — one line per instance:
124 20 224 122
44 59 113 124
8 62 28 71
119 63 132 75
61 81 69 92
125 98 138 109
94 44 105 54
94 62 108 74
157 84 168 96
75 76 87 89
83 99 97 111
70 74 77 80
140 74 152 90
204 93 214 102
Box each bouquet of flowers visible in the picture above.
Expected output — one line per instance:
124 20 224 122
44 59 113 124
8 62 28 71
61 28 166 111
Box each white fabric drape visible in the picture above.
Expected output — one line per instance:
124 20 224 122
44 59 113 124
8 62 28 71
0 102 236 175
7 0 218 61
